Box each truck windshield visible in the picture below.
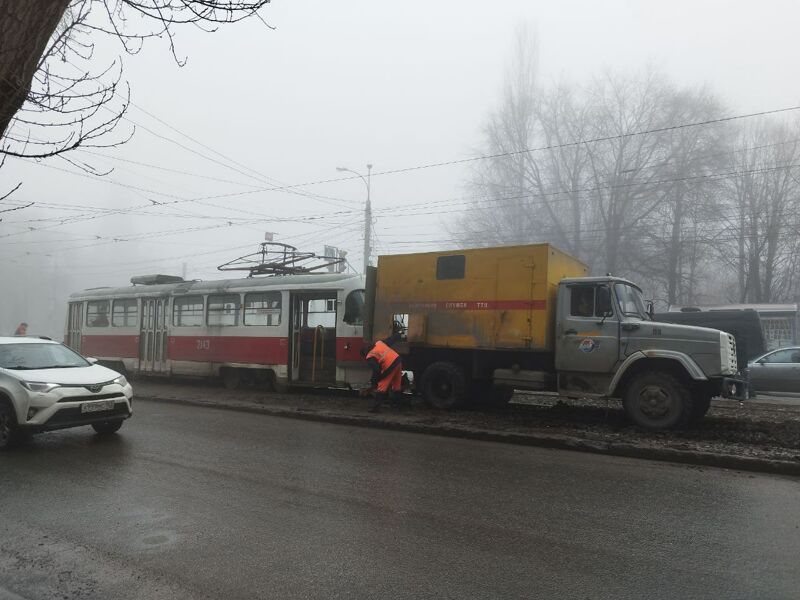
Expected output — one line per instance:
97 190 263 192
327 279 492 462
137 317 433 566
614 283 647 320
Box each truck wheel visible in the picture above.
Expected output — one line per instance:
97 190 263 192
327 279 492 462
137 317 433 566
421 362 467 410
623 371 693 430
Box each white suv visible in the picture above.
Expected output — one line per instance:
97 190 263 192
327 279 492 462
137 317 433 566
0 337 133 448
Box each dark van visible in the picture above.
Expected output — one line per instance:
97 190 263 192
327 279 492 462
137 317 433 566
653 308 766 368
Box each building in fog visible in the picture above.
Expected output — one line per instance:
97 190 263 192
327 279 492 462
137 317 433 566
669 303 799 350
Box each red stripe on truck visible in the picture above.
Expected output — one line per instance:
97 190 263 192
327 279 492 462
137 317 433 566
406 300 546 311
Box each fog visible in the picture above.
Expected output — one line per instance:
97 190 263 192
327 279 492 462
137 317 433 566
3 0 800 337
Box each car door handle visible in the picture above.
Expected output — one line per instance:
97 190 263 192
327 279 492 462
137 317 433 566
565 329 577 335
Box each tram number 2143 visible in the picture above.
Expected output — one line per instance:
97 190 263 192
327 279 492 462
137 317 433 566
196 339 211 351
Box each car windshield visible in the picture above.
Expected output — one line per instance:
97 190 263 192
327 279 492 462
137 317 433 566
614 283 648 320
0 343 89 370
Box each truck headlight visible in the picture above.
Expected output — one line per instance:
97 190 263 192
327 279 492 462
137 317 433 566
113 375 128 387
21 381 60 393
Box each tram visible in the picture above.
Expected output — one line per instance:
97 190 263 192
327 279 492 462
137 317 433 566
63 245 371 390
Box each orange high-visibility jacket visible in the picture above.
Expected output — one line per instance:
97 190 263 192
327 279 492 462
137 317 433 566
365 340 401 385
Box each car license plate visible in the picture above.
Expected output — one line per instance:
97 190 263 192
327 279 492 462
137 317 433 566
81 400 115 414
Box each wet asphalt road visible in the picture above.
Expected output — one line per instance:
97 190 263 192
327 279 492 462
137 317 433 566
1 400 799 600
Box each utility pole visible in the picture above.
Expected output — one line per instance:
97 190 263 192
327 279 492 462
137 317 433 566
363 163 373 272
336 163 373 274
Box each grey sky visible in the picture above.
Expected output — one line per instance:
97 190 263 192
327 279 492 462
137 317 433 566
2 0 799 317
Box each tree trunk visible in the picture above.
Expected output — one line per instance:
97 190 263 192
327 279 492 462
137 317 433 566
0 0 71 140
666 187 684 305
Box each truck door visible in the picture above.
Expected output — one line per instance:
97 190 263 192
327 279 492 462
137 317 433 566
555 283 619 373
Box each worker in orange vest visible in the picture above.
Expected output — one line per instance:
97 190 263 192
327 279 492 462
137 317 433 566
360 324 404 413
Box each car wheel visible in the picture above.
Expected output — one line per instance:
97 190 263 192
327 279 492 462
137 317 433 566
0 402 16 449
623 371 693 430
92 419 124 435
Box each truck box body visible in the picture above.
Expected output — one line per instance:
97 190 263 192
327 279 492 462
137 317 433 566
372 243 588 351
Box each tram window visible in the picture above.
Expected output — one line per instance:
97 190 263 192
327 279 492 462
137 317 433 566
112 298 139 327
207 294 240 326
244 292 281 326
306 298 336 328
86 300 110 327
343 289 365 326
173 296 204 327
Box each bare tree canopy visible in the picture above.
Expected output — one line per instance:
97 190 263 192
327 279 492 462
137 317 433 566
0 0 271 161
452 27 800 307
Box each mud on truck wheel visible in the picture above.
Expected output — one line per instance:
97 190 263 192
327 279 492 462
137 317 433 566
420 361 468 410
622 371 694 430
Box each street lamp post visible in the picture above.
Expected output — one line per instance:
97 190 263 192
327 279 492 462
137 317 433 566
336 164 373 273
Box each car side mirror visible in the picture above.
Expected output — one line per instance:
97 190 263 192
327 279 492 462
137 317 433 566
86 357 99 365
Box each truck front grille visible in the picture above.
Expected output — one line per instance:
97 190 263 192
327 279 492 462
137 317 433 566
727 334 738 373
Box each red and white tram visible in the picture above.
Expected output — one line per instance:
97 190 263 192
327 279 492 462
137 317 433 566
64 272 371 390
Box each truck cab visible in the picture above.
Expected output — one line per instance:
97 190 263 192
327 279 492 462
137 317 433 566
554 277 745 428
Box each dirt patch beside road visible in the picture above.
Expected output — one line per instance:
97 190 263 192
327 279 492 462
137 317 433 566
132 378 800 474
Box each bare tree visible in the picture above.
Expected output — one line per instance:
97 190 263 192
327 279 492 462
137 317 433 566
0 0 272 162
627 87 730 305
453 34 729 300
724 120 800 302
453 27 594 262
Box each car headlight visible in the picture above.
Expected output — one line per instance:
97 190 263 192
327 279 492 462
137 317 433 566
21 381 60 393
113 375 128 387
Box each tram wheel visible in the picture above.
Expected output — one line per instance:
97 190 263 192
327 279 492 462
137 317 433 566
221 368 241 390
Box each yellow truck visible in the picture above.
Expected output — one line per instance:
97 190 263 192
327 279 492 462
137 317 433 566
365 243 747 429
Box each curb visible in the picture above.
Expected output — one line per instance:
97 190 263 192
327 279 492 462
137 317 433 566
137 395 800 477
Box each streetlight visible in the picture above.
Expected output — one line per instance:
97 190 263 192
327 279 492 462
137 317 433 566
336 164 373 273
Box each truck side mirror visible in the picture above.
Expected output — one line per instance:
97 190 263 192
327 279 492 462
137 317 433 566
647 301 655 320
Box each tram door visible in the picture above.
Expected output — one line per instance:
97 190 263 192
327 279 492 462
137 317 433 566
66 302 83 352
140 297 169 373
290 292 338 384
